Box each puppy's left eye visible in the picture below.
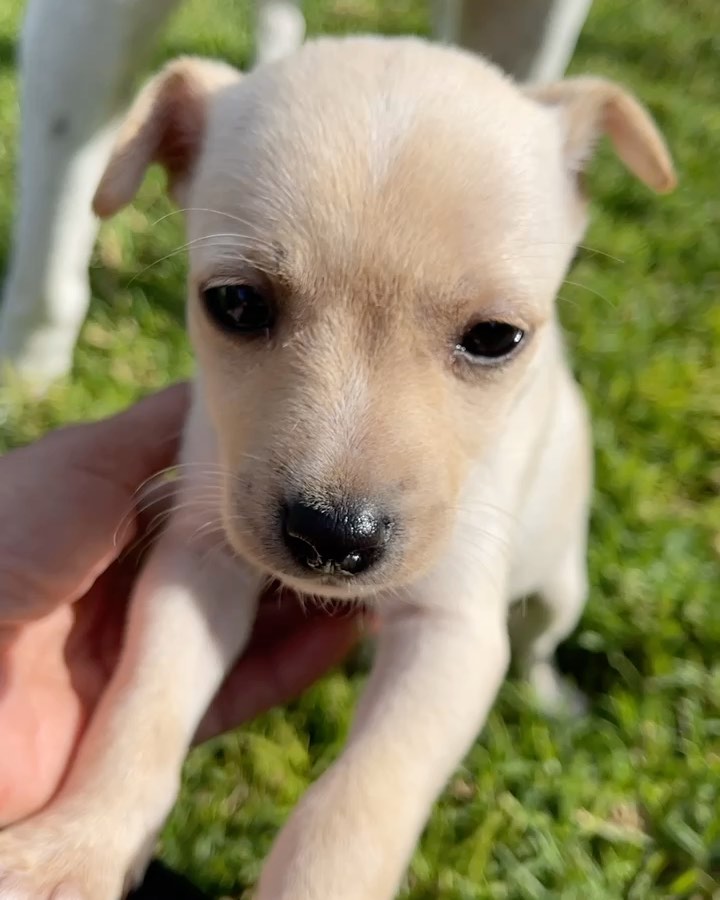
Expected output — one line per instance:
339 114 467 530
456 321 525 363
201 284 274 334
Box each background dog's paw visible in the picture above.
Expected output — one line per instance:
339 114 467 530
526 660 589 718
0 816 144 900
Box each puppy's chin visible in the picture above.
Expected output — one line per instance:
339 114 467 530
270 570 373 601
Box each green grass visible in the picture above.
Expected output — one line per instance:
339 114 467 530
1 0 719 897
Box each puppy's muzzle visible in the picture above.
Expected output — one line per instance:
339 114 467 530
281 498 394 577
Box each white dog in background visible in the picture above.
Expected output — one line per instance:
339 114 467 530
0 0 592 389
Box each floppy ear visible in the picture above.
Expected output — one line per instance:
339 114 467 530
93 57 240 218
526 77 676 194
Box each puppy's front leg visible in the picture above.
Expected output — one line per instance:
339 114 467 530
257 573 510 900
0 533 260 900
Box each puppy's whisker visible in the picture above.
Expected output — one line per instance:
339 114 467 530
127 246 242 281
134 462 229 482
452 534 513 565
197 534 235 567
503 238 625 265
138 493 226 528
152 208 280 234
113 509 141 550
123 503 222 556
180 232 278 255
259 571 277 598
191 511 256 543
129 235 276 284
135 487 227 510
556 293 581 310
128 463 228 502
561 279 618 308
191 520 225 542
204 252 276 276
133 488 225 517
119 517 173 565
140 501 224 539
115 478 223 549
450 500 518 521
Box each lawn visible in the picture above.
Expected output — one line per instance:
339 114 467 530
1 0 719 897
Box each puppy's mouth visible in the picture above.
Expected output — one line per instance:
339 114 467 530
260 577 364 610
260 559 377 601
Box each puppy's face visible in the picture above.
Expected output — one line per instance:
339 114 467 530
95 39 674 598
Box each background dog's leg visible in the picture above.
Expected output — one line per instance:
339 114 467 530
254 0 305 65
256 584 510 900
511 537 589 715
0 0 181 389
432 0 593 82
0 534 259 900
431 0 464 45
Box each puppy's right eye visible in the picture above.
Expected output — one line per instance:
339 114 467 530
201 284 274 334
456 321 525 364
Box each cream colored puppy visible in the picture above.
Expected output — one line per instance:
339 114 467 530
0 37 674 900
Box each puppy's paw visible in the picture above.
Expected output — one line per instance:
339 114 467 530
0 813 149 900
527 660 588 718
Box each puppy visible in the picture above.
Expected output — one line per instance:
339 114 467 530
0 36 674 900
0 0 592 389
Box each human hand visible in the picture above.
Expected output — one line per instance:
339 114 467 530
0 386 363 825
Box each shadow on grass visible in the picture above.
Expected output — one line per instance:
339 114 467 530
0 36 17 71
130 861 211 900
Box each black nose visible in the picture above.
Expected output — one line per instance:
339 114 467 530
282 499 393 576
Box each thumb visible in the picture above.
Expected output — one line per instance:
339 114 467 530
70 382 190 491
0 384 190 625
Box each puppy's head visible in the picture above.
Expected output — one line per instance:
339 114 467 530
95 39 674 598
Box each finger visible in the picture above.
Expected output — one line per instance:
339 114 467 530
250 589 351 643
195 612 365 743
0 384 188 623
73 383 189 493
0 624 21 651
